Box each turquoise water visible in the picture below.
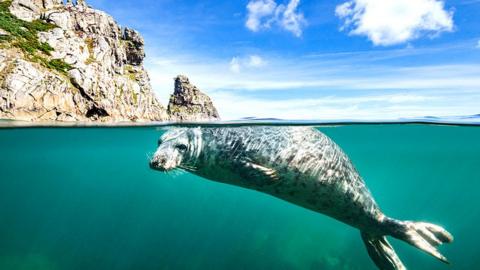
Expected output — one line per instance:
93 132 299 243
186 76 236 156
0 124 479 270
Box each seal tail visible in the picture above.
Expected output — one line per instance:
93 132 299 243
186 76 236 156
387 219 453 264
361 233 406 270
361 219 453 269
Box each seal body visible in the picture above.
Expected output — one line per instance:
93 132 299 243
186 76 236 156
192 127 381 232
150 127 453 269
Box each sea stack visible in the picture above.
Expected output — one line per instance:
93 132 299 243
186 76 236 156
167 75 220 121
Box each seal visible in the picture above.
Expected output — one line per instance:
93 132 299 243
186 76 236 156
150 127 453 269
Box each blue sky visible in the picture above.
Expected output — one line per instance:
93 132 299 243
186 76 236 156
88 0 480 120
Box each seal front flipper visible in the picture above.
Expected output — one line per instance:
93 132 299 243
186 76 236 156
361 233 406 270
239 160 279 185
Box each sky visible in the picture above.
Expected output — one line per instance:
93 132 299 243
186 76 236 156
87 0 480 120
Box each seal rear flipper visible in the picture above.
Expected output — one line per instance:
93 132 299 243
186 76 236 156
386 219 453 264
361 232 406 270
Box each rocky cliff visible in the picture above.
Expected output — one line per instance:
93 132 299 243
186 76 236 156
0 0 219 122
168 75 220 121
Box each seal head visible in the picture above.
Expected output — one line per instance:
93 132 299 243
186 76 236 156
149 128 202 172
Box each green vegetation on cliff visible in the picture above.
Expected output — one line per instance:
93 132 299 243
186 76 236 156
0 1 72 74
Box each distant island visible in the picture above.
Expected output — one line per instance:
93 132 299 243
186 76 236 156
0 0 219 122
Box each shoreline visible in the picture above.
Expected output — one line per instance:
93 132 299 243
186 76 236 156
1 118 479 129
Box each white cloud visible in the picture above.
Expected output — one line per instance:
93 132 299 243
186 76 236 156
246 0 306 37
277 0 306 37
144 46 480 120
210 92 478 120
246 0 277 32
247 55 267 67
476 40 480 48
228 55 267 73
335 0 454 46
229 57 241 73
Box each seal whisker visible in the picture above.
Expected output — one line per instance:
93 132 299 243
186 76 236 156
174 169 186 175
179 165 197 172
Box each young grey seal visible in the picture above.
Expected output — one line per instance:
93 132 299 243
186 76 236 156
150 126 453 269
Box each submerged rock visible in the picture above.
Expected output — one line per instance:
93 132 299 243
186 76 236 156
0 0 219 122
168 75 220 121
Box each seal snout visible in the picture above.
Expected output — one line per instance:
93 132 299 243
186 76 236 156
149 156 168 171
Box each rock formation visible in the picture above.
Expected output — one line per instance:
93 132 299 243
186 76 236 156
168 75 220 121
0 0 219 122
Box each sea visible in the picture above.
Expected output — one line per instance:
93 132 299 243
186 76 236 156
0 118 479 270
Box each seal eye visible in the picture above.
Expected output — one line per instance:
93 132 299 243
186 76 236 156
176 144 187 151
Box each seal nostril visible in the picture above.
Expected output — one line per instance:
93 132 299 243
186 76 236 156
150 157 167 170
149 160 158 168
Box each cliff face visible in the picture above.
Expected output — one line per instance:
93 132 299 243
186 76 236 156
168 75 220 121
0 0 217 122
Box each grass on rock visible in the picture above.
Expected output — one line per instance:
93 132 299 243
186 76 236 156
0 1 73 74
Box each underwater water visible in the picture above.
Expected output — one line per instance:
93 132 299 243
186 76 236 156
0 124 479 270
